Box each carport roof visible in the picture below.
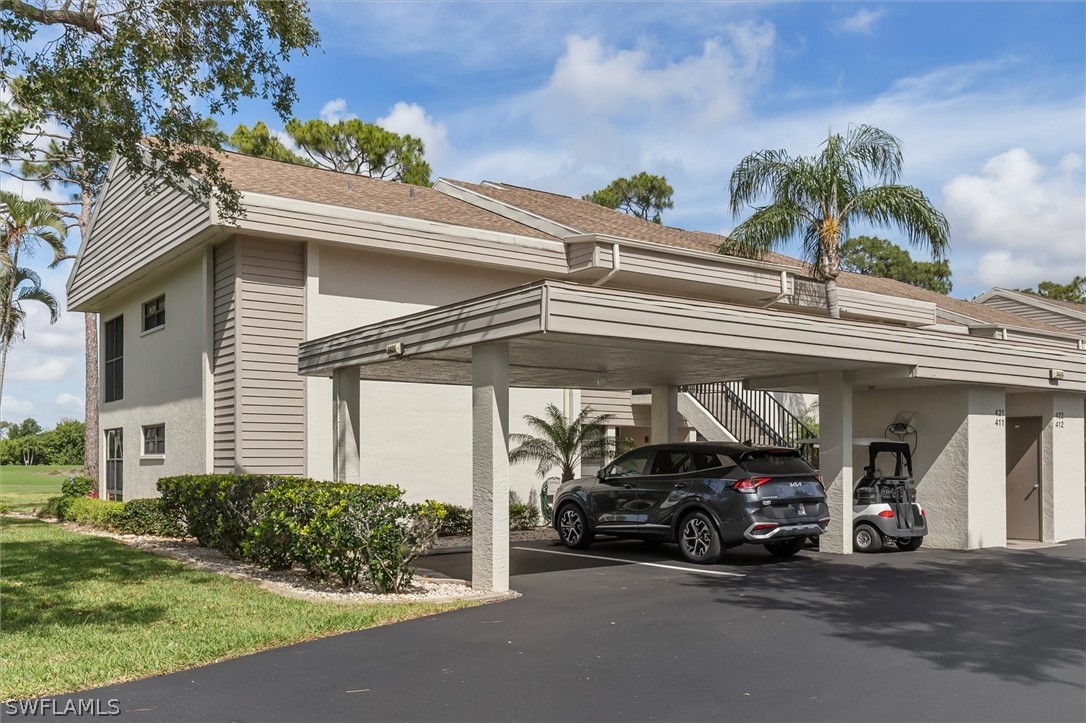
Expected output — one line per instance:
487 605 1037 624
298 281 1085 393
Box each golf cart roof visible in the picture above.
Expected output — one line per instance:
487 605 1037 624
853 438 911 452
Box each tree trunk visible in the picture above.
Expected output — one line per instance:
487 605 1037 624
83 311 99 476
824 278 841 319
0 341 9 405
79 189 99 478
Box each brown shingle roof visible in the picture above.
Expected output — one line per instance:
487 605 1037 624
216 152 559 241
985 288 1086 314
447 180 1076 336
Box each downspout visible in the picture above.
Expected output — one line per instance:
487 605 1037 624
760 271 790 308
591 243 621 287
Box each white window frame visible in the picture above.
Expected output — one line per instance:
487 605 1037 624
141 423 166 458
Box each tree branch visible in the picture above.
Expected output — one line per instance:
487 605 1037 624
5 0 107 35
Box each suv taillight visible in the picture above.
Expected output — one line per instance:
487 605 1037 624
733 476 773 493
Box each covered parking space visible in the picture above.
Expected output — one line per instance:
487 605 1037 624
298 280 1086 592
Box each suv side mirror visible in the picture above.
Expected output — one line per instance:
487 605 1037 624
596 468 607 481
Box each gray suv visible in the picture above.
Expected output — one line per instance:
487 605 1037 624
552 442 829 563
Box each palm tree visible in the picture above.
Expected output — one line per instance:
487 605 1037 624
0 266 60 402
509 404 633 482
0 191 68 404
725 124 950 318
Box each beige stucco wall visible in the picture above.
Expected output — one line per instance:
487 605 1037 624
1006 392 1086 543
97 253 208 499
852 385 1007 550
305 243 568 506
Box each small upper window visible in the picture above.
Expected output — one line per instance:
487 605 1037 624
142 295 165 332
142 424 165 456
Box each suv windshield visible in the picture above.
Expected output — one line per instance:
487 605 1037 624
739 451 814 475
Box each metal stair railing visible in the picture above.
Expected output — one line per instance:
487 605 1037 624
682 382 816 448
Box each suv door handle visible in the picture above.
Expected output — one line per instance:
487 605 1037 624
674 482 689 489
623 483 636 489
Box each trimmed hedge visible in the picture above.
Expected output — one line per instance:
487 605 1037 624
157 474 308 557
119 498 184 537
437 501 541 536
440 504 473 537
247 480 444 592
37 495 74 521
61 476 97 498
66 498 126 531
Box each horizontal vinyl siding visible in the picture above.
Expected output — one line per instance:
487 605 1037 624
237 238 306 474
979 297 1086 335
238 195 569 276
581 389 637 426
69 162 210 307
212 241 237 473
543 284 1085 391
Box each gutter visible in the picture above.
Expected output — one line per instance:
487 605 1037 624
592 243 621 287
759 271 791 308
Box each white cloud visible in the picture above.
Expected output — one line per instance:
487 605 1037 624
319 98 356 123
1 398 34 417
942 149 1086 288
377 102 451 163
8 355 73 383
838 7 886 35
54 392 83 408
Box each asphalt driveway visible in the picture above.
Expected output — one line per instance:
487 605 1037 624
17 538 1086 722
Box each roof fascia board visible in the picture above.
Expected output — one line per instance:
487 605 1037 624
433 179 581 239
975 288 1086 320
237 191 569 254
568 231 803 275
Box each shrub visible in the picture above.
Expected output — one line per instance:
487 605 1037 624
439 504 472 536
437 501 540 535
509 501 540 531
61 476 96 498
158 474 306 556
66 498 126 531
118 498 184 537
37 495 74 521
248 481 444 592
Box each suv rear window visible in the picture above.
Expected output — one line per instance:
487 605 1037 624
739 451 814 475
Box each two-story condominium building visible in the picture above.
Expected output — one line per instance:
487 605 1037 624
68 150 1085 590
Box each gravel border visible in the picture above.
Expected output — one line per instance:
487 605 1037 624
6 513 517 605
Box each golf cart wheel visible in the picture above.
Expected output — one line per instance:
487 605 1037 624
678 511 722 564
764 537 805 557
853 523 883 553
895 537 923 552
557 504 594 549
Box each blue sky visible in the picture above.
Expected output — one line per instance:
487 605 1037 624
3 1 1085 427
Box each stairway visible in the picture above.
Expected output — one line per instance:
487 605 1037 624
682 382 816 447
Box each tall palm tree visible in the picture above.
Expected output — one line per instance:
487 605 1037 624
509 404 633 482
0 191 68 404
0 266 60 402
725 125 950 318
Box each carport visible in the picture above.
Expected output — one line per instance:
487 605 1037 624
298 280 1085 592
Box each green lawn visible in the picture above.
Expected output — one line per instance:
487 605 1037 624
0 516 474 700
0 465 80 512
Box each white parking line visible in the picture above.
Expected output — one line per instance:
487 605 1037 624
511 546 746 577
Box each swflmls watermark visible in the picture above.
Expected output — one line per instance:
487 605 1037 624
4 698 121 717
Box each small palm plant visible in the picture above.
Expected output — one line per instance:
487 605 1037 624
725 124 950 318
509 404 632 482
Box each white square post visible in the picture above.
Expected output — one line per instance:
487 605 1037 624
818 371 853 554
472 343 511 592
332 366 361 484
651 385 679 444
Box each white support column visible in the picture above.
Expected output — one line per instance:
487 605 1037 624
818 371 853 554
332 367 361 484
472 343 511 592
564 388 583 478
603 426 617 464
651 385 679 444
